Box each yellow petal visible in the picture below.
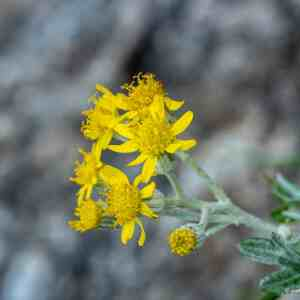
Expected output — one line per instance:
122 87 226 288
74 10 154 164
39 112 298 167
128 154 147 167
113 94 129 110
108 141 138 153
165 141 182 154
136 218 146 247
86 185 93 199
171 111 194 136
177 139 197 151
121 111 138 120
165 97 184 111
141 202 158 219
140 182 156 199
121 220 136 245
150 95 165 120
99 130 113 149
141 157 157 183
99 165 129 185
97 97 116 112
76 188 86 204
114 124 134 139
68 220 80 231
96 84 112 95
133 174 143 187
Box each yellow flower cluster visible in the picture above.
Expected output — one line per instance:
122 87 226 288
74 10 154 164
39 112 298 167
168 227 198 256
69 73 197 247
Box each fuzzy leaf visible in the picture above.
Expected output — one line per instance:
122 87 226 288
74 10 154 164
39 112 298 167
282 210 300 222
275 174 300 201
260 268 300 295
271 205 291 224
239 238 284 265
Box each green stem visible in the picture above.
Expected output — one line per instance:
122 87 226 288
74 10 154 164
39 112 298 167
164 172 184 199
177 152 232 203
199 207 208 230
176 152 282 236
231 204 278 236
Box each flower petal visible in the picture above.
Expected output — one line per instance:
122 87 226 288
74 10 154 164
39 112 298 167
141 157 157 183
136 218 146 247
99 130 113 149
108 141 138 153
96 84 112 96
114 124 134 139
177 139 197 151
165 97 184 111
121 220 136 245
165 141 182 154
171 111 194 136
133 174 143 187
141 202 158 219
150 95 165 120
99 165 129 185
113 94 129 110
128 154 147 167
140 182 156 199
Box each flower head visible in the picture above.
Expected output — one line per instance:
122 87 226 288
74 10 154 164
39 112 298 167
70 145 103 202
81 84 122 151
114 73 184 118
70 144 123 202
109 99 197 182
103 168 157 246
69 198 103 233
168 227 198 256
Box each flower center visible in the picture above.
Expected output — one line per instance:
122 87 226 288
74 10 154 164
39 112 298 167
134 117 174 157
106 184 141 225
123 73 165 111
168 228 197 256
76 199 103 231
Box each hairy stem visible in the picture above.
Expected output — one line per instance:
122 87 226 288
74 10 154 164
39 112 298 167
164 172 184 199
177 152 232 203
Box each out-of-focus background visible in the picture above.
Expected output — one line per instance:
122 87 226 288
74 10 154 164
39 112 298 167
1 1 300 299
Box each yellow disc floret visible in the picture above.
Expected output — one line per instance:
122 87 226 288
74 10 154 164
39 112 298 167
134 115 175 157
106 183 141 225
122 73 164 110
103 168 157 246
110 98 197 183
69 199 103 233
168 227 197 256
113 73 184 117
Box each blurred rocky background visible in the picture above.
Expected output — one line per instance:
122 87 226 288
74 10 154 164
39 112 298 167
1 0 300 299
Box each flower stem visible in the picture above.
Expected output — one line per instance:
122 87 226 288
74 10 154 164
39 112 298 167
177 152 232 203
230 204 279 236
164 172 184 199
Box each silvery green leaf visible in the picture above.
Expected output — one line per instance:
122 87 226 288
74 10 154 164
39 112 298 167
239 238 284 265
260 268 300 295
275 174 300 201
282 210 300 222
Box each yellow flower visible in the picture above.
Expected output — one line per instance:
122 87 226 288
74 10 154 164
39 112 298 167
168 227 197 256
114 73 184 117
104 168 157 246
81 84 122 151
70 145 103 202
109 99 197 182
68 198 103 233
70 144 122 202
